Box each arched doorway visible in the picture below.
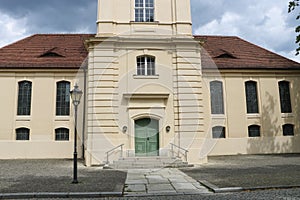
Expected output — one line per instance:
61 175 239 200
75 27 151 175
135 118 159 156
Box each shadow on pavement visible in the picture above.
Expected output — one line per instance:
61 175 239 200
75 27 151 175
181 154 300 189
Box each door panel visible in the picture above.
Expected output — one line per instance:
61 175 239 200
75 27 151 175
135 118 159 156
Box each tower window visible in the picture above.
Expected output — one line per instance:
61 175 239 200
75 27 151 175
137 56 155 76
135 0 154 22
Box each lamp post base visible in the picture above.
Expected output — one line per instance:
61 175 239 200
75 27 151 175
72 151 78 184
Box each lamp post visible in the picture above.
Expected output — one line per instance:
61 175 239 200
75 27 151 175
70 83 83 184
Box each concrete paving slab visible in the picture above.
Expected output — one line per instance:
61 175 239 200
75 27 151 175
125 184 146 192
172 182 198 190
125 179 148 184
146 175 170 184
168 177 190 183
125 168 211 196
147 183 175 191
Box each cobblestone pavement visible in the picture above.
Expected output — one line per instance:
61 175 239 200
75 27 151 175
0 159 126 194
124 168 210 196
107 188 300 200
181 154 300 190
1 154 300 199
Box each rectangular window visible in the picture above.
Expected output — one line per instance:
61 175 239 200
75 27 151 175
248 125 260 137
16 128 30 140
283 124 294 136
56 81 70 116
279 81 292 113
245 81 259 114
212 126 226 138
210 81 224 114
55 128 69 141
17 81 32 116
135 0 154 22
137 56 155 76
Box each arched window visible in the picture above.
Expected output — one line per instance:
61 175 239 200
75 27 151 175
245 81 259 114
135 0 154 22
283 124 294 136
17 81 32 115
248 125 260 137
16 128 30 140
278 81 292 113
210 81 224 114
56 81 70 116
212 126 226 138
55 128 69 141
136 56 155 76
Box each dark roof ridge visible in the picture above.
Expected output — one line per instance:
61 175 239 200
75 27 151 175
0 33 95 49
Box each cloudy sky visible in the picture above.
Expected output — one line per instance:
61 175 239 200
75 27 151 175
0 0 299 62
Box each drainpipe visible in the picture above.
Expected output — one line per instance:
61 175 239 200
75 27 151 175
82 62 87 159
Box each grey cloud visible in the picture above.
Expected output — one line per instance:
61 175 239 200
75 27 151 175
0 0 298 61
0 0 97 34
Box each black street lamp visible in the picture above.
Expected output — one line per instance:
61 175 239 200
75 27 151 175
70 83 83 184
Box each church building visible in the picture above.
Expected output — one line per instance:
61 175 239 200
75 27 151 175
0 0 299 167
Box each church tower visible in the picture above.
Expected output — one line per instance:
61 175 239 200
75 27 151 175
96 0 193 36
85 0 204 166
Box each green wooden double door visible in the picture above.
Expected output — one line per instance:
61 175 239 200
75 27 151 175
135 118 159 156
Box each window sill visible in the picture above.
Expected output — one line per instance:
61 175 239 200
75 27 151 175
281 113 294 118
247 114 260 119
130 21 159 24
16 116 31 121
133 75 159 79
211 114 226 119
55 116 70 121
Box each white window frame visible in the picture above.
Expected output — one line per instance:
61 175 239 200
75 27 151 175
137 56 156 76
135 0 154 22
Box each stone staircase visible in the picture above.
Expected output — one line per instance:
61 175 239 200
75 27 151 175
104 157 193 169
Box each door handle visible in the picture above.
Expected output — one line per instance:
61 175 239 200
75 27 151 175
147 137 150 140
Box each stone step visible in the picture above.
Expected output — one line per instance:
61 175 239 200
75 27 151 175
105 157 193 169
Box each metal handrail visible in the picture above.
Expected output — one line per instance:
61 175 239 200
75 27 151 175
170 143 189 162
105 144 124 164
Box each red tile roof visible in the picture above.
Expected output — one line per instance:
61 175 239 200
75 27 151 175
195 35 300 70
0 34 94 69
0 34 299 70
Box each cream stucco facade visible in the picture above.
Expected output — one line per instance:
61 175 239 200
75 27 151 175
85 0 205 166
202 70 300 157
0 69 81 159
0 0 299 166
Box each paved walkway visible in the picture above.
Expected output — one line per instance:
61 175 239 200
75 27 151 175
124 168 210 196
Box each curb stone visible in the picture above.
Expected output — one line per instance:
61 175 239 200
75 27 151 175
199 180 300 193
0 192 123 199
